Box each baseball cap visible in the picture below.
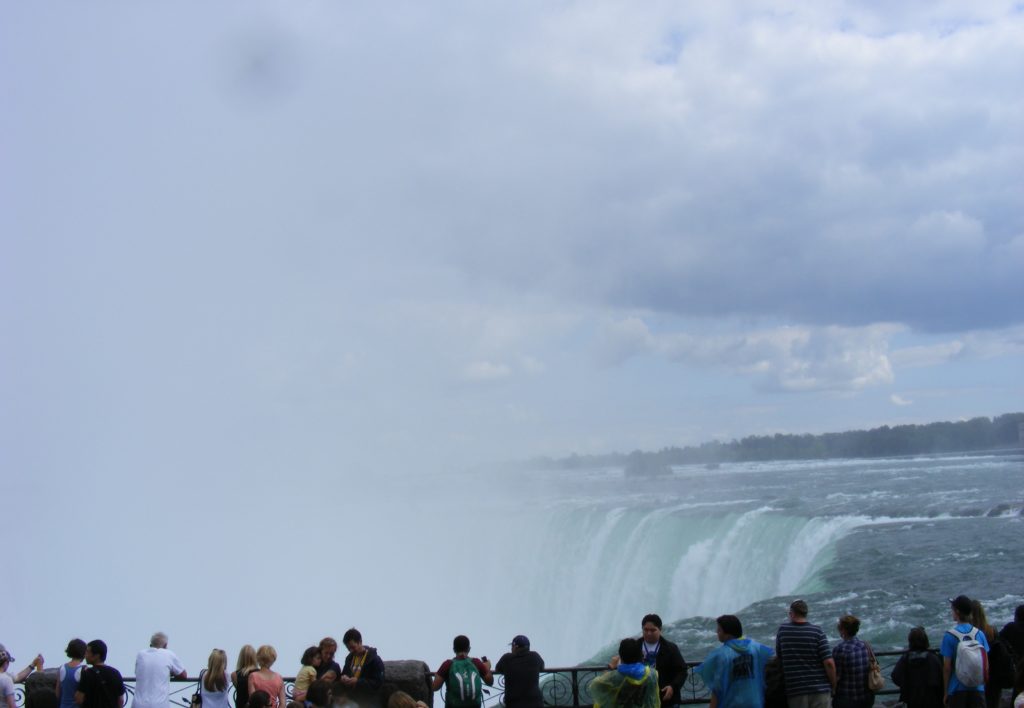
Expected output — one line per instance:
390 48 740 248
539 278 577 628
511 635 530 649
949 595 973 616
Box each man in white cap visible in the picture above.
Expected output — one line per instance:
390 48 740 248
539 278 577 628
133 633 186 708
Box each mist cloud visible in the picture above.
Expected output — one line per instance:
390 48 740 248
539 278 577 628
2 0 1022 467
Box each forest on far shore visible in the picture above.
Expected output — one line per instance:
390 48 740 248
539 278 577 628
534 412 1024 470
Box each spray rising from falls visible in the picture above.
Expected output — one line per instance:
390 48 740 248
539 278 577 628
482 503 867 664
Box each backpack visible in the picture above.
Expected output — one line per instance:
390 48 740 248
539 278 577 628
987 637 1016 687
948 627 986 688
445 657 483 708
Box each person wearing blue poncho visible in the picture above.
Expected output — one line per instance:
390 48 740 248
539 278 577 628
590 638 660 708
695 615 774 708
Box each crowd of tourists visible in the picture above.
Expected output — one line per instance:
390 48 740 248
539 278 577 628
3 596 1023 708
0 629 541 708
687 597 1024 708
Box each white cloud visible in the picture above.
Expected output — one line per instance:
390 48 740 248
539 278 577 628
462 360 512 382
604 318 898 392
891 340 966 368
890 394 913 406
597 316 655 365
890 326 1024 368
519 355 547 375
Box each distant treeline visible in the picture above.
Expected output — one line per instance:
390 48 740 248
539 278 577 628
536 412 1024 469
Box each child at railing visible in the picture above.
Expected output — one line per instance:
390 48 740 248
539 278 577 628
292 648 320 703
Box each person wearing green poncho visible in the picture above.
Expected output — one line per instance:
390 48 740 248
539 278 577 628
589 638 660 708
695 615 774 708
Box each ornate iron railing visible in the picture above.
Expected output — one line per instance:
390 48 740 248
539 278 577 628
13 678 298 708
14 651 930 708
435 650 914 707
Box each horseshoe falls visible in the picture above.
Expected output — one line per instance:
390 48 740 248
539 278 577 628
468 450 1024 666
489 506 863 661
14 449 1021 675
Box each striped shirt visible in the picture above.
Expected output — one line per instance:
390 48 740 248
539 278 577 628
775 621 831 696
833 638 871 702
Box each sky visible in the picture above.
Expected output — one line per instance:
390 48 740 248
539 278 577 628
2 0 1023 676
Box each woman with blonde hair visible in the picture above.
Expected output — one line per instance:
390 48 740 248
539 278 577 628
232 646 259 708
387 691 428 708
248 646 287 708
200 650 231 708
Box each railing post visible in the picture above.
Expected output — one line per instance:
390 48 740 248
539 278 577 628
571 668 580 708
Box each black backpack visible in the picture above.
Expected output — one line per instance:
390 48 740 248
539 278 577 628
988 637 1016 687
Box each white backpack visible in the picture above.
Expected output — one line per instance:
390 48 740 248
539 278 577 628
948 627 986 688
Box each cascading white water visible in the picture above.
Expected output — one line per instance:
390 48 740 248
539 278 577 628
476 502 865 664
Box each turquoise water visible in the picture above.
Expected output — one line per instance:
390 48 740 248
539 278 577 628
484 450 1024 665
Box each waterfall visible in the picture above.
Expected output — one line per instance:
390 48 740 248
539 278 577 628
476 502 865 664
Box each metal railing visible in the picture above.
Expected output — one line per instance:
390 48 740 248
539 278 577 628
14 651 918 708
436 650 913 707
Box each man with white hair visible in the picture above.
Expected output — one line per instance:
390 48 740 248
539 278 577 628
134 633 186 708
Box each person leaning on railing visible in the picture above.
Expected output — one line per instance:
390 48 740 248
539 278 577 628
431 635 493 708
232 646 258 708
832 615 874 708
1 641 45 708
494 636 544 708
200 650 232 708
891 627 943 708
248 646 286 708
55 640 86 708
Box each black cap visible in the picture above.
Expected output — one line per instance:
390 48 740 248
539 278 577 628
949 595 973 617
